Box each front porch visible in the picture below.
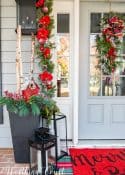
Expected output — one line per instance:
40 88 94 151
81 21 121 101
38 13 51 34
0 149 72 175
0 149 29 175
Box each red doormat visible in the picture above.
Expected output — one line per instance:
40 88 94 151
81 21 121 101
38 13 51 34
69 148 125 175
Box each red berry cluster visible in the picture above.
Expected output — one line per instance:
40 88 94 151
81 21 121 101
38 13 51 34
4 91 22 101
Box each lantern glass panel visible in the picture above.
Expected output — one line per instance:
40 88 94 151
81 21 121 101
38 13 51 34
29 147 39 174
15 0 36 35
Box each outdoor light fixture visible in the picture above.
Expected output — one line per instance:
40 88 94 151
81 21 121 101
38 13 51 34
15 0 36 35
29 127 57 175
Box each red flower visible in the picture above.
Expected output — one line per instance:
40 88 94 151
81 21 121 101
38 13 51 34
108 16 124 26
22 83 40 101
36 28 49 41
43 47 51 58
107 47 116 59
39 16 51 26
39 71 53 82
35 0 44 7
108 16 119 24
102 28 112 35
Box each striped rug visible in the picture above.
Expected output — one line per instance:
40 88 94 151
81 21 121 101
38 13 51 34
57 156 73 174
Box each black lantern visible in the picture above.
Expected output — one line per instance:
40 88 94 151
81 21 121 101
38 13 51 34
28 127 57 175
15 0 36 35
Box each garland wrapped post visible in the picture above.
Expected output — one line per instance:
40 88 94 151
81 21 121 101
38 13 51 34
35 0 59 120
96 13 125 74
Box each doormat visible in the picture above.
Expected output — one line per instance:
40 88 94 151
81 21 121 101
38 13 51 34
69 148 125 175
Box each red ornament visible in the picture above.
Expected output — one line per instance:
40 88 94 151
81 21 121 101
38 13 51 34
42 6 49 13
40 45 44 52
35 0 44 7
39 16 51 26
39 38 46 44
22 82 40 101
39 71 53 82
36 28 49 41
107 47 116 59
43 47 51 58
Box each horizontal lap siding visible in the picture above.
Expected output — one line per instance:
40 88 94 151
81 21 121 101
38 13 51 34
0 0 38 147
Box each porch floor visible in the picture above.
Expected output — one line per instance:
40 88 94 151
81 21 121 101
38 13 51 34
0 149 29 175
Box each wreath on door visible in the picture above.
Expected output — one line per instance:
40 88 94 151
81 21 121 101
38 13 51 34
96 13 125 75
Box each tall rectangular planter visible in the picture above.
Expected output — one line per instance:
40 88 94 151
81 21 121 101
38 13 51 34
9 112 40 163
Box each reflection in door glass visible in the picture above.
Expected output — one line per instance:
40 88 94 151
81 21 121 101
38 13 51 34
102 77 113 96
90 35 98 55
89 56 101 96
56 14 70 97
90 13 101 33
56 35 70 97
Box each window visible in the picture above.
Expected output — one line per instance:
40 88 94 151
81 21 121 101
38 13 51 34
56 14 70 97
89 13 125 96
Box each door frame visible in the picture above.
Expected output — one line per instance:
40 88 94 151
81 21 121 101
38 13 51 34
72 0 79 145
78 0 125 141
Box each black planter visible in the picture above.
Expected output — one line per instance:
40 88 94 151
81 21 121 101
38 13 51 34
9 112 40 163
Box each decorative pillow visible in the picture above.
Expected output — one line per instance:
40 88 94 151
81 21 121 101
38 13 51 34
69 148 125 175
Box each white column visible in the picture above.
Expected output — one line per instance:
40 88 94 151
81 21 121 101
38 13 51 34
73 0 79 145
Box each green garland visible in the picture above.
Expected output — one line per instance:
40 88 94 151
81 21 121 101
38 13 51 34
35 0 59 120
96 13 125 74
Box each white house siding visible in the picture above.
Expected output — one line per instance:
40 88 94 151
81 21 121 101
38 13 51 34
0 0 74 148
0 0 37 148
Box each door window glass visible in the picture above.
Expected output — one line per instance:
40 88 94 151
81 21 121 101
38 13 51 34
56 14 70 97
89 13 125 96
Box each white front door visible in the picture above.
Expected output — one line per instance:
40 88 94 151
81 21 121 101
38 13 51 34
79 1 125 139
